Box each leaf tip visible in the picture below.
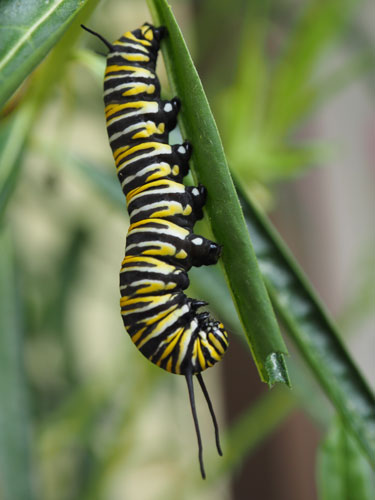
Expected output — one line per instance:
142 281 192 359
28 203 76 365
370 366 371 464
265 352 291 388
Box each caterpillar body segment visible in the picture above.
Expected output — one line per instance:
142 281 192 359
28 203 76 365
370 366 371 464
82 22 228 479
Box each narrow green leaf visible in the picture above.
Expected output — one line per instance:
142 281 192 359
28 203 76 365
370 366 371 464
146 0 289 386
233 142 331 182
0 0 89 109
317 418 375 500
74 48 106 81
224 1 269 153
301 51 375 121
0 0 100 220
0 226 35 500
236 181 375 465
65 153 124 209
266 0 360 138
0 104 35 219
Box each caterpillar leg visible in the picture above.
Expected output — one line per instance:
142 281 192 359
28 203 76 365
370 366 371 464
159 97 181 134
186 184 206 221
188 234 221 266
173 141 192 162
169 141 192 179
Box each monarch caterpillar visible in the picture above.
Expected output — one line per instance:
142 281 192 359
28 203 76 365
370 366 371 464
81 22 228 478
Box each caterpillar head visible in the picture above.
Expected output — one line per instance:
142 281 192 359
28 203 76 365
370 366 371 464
121 23 166 52
139 23 166 44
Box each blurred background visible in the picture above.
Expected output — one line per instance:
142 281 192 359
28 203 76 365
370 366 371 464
0 0 374 499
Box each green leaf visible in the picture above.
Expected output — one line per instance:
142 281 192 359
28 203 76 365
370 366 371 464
317 418 375 500
65 153 125 209
0 104 34 220
217 0 370 184
146 0 289 386
0 0 101 220
236 181 375 466
0 0 89 110
0 225 35 500
265 0 360 138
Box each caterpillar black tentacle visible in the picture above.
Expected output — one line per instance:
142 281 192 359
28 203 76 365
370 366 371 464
82 22 229 478
196 372 223 457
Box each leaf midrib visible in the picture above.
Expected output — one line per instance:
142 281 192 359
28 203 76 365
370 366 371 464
0 0 66 72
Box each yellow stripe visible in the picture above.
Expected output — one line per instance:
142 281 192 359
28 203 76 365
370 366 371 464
208 333 225 354
175 250 188 259
117 145 171 172
115 140 162 163
144 162 171 182
131 121 163 139
113 41 149 54
121 281 177 297
122 83 155 97
126 178 181 204
105 64 153 77
127 218 189 239
131 327 146 344
157 328 184 362
147 203 185 219
137 310 181 349
121 254 177 273
202 339 221 361
141 25 154 41
124 31 152 46
120 294 171 307
196 341 206 370
142 242 178 258
166 357 173 372
105 101 147 119
142 304 179 327
120 53 150 62
116 141 169 168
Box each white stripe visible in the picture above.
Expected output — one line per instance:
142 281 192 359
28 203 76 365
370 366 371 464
104 81 145 97
118 145 171 171
177 319 197 368
122 162 169 187
127 227 187 240
125 240 175 252
122 295 173 313
109 122 146 143
104 67 154 80
129 201 181 217
107 102 159 127
127 186 185 204
107 50 149 59
138 305 190 348
104 73 154 83
120 279 166 291
122 265 176 275
114 41 149 54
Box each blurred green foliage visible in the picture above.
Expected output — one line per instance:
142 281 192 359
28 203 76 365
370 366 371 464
317 417 375 500
0 0 373 499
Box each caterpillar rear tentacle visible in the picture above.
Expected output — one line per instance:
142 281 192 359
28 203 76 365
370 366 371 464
82 22 228 479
